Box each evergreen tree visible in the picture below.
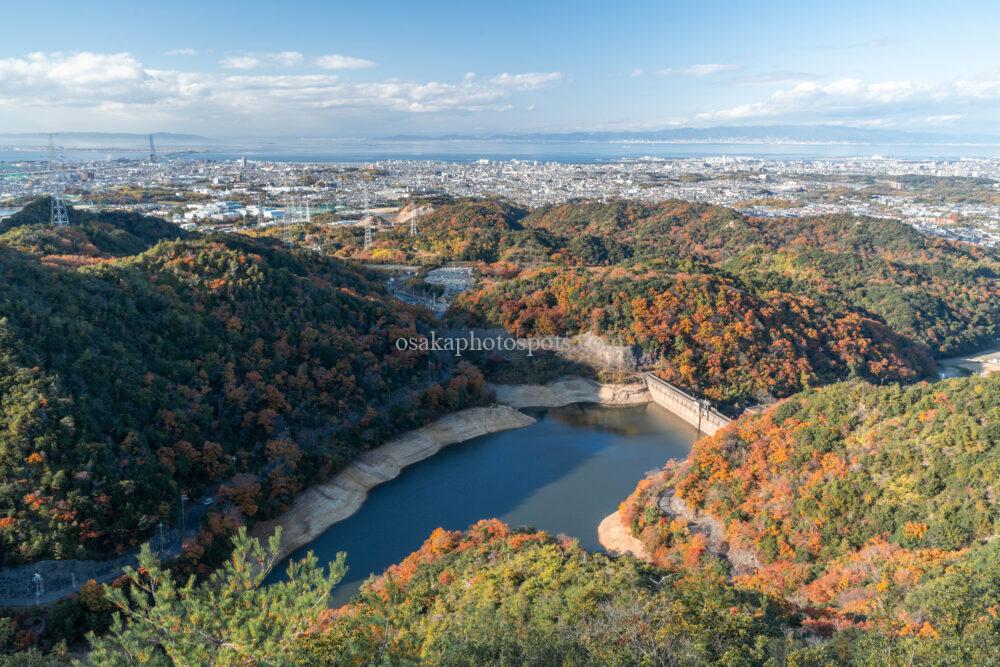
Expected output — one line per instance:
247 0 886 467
85 528 345 666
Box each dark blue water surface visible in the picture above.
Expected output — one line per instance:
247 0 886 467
269 402 696 605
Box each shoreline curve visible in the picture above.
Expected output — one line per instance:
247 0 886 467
252 404 535 561
255 376 650 562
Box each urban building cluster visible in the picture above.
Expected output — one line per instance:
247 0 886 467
2 153 999 246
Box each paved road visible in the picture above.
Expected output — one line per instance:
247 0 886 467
0 498 212 607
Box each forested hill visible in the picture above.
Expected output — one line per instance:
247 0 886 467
621 374 1000 643
0 196 189 259
310 197 997 361
304 520 799 664
304 516 997 664
256 198 542 266
0 202 487 564
520 200 1000 356
451 265 935 410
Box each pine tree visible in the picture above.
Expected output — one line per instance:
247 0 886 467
85 527 345 665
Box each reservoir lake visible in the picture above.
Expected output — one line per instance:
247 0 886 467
269 402 697 605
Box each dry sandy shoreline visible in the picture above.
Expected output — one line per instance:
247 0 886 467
490 376 650 408
597 511 649 560
252 405 535 560
938 344 1000 376
254 376 650 561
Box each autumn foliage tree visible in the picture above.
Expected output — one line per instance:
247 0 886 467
0 204 490 564
619 374 1000 640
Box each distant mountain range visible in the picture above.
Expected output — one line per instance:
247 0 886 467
383 125 1000 145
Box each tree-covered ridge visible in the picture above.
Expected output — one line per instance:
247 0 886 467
724 241 999 357
524 198 970 259
304 519 798 666
59 520 998 665
524 200 1000 356
417 198 528 233
0 197 189 260
259 195 999 358
253 198 544 266
0 210 487 564
451 265 934 409
314 197 996 363
620 375 1000 635
523 199 742 258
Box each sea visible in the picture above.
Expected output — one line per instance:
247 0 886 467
4 138 1000 164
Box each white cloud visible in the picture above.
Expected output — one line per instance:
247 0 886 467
925 114 962 124
0 52 145 87
314 54 376 70
0 51 565 130
732 71 815 86
952 80 1000 97
166 48 198 56
220 56 260 70
220 52 305 69
271 51 304 67
827 118 896 128
693 77 997 125
658 63 738 77
489 72 563 89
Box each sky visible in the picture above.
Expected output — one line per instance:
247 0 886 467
3 0 1000 137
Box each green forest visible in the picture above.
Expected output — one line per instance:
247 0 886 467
0 199 488 565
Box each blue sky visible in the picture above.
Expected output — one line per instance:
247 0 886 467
3 0 1000 136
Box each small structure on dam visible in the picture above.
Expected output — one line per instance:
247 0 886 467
643 372 732 436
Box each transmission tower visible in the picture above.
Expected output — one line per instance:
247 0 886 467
280 198 292 245
51 193 69 227
47 134 70 226
409 203 419 236
362 188 373 250
363 220 373 250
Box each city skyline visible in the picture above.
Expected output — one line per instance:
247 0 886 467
4 1 1000 137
